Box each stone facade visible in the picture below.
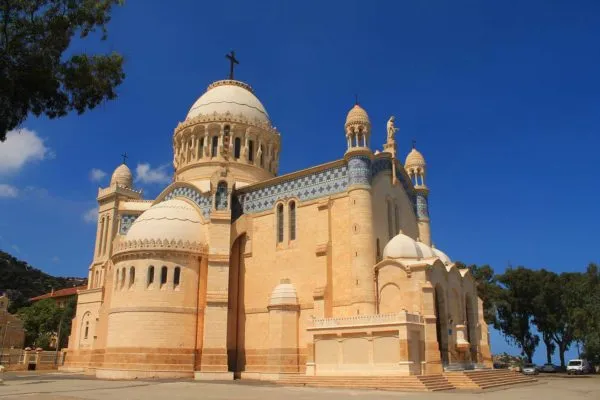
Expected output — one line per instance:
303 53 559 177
62 78 492 380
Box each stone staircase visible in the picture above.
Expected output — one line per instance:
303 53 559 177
444 369 537 390
277 374 454 391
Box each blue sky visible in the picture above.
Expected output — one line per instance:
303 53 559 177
1 1 598 364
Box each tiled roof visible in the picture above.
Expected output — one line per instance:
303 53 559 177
29 285 87 302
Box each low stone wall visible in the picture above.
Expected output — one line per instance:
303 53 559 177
0 349 64 371
305 312 426 376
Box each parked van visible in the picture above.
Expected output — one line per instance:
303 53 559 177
566 359 592 374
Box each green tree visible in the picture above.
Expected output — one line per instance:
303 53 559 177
0 0 125 141
531 270 563 365
17 298 62 348
495 267 540 363
573 264 600 366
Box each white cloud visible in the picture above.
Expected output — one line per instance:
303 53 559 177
0 128 51 174
11 244 20 253
135 163 171 185
51 256 60 263
89 168 107 182
0 184 18 198
83 207 98 224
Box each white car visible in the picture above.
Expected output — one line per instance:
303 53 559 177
567 359 592 374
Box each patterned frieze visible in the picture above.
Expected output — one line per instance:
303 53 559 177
235 165 349 215
162 186 212 219
416 193 429 220
347 156 371 186
119 214 138 235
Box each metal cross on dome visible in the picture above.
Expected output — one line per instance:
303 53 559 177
121 152 128 165
225 51 239 80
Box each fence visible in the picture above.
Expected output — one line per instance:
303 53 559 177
0 349 65 369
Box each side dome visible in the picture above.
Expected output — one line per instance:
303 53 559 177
186 80 270 125
269 281 298 307
431 245 452 265
383 231 422 260
345 104 370 127
405 148 425 168
126 199 205 243
415 239 436 258
110 164 133 188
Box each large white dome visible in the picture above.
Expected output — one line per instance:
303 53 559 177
186 80 270 125
126 199 205 243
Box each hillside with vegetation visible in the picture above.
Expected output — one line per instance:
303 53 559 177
0 250 86 312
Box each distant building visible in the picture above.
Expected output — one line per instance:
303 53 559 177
30 286 87 308
0 295 25 351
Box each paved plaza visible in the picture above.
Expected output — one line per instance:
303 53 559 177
0 372 599 400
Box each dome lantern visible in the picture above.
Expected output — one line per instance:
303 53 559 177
404 142 426 188
344 104 371 151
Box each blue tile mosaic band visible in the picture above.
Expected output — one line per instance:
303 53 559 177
119 214 138 235
416 193 429 219
163 186 212 219
236 165 349 215
347 156 371 186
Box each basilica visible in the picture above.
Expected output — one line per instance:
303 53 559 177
63 66 492 380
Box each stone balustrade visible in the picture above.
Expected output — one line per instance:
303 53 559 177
309 311 423 330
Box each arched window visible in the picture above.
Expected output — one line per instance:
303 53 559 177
121 267 126 289
211 136 218 157
174 267 181 287
160 266 168 286
129 267 135 288
289 201 296 241
394 203 400 234
387 199 394 240
84 321 89 339
199 138 204 158
114 269 119 291
277 203 284 243
248 140 254 162
376 238 381 263
234 137 241 159
215 181 228 210
147 266 155 287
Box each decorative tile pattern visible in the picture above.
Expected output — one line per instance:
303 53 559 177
371 158 392 178
348 156 371 186
416 193 429 219
119 214 138 235
163 186 212 219
235 165 348 215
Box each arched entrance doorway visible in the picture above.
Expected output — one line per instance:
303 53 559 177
434 285 449 365
227 233 246 377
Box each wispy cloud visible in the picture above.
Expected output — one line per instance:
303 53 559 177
0 184 19 198
0 128 53 174
11 244 20 253
83 207 98 224
135 163 171 185
51 256 60 263
89 168 107 182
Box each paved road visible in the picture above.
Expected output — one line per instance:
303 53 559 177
0 372 599 400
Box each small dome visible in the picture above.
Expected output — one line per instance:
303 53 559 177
110 164 133 188
186 80 270 125
431 245 452 265
383 231 422 260
345 104 370 127
415 239 436 258
269 281 298 307
405 148 425 168
126 199 204 243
